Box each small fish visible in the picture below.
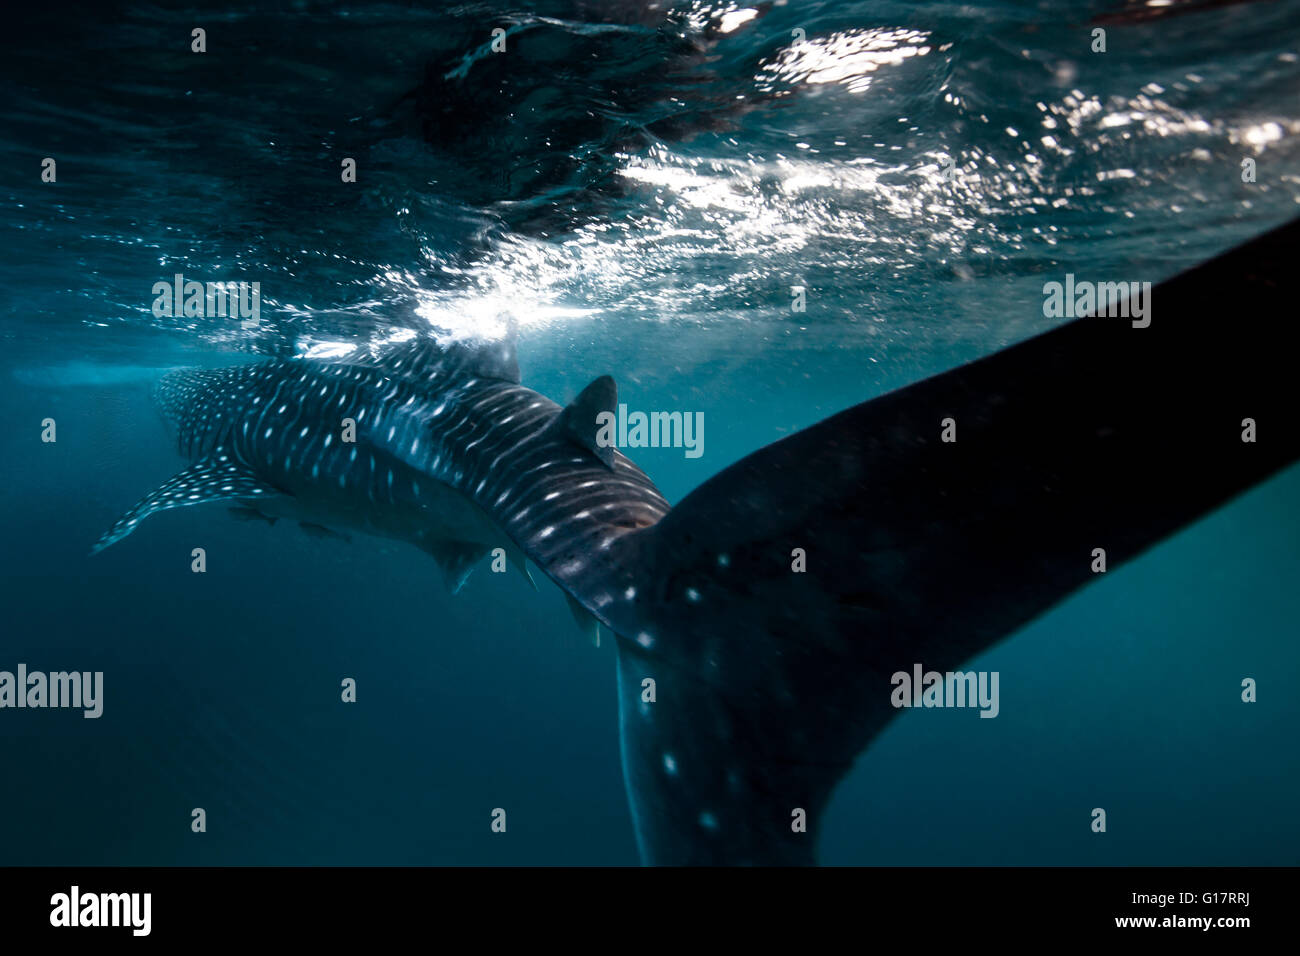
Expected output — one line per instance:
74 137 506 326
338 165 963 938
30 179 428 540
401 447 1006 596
297 521 350 542
227 505 277 526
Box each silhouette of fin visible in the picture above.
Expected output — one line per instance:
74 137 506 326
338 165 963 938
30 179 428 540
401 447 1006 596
566 592 603 647
600 217 1300 864
425 540 489 594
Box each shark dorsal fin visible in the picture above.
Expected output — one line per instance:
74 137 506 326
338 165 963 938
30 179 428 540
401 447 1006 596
551 375 616 470
438 337 520 384
362 329 521 385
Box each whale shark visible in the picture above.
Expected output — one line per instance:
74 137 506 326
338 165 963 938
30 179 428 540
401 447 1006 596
95 217 1300 864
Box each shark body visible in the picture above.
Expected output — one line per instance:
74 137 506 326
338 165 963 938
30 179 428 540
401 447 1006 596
96 340 667 607
97 218 1300 865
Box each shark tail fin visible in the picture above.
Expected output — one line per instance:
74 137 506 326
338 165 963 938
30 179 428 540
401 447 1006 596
603 217 1300 865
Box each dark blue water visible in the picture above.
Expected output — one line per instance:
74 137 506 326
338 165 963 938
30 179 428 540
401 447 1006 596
2 0 1298 864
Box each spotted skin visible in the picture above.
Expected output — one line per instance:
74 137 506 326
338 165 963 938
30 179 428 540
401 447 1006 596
91 454 273 553
98 345 670 601
93 220 1300 867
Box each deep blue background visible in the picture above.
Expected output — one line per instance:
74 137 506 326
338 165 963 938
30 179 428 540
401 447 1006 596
2 0 1298 864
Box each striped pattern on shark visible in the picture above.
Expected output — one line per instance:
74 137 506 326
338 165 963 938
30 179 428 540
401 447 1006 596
96 217 1300 864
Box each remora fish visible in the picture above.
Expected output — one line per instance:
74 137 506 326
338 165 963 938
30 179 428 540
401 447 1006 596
96 219 1300 864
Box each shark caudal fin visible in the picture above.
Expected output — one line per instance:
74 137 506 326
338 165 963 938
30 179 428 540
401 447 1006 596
601 217 1300 865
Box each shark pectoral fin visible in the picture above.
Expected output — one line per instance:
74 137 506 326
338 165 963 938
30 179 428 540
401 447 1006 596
606 216 1300 865
424 540 488 594
92 455 280 554
549 375 617 470
564 592 602 647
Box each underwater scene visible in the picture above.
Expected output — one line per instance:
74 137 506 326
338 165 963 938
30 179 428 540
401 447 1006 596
1 0 1298 867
